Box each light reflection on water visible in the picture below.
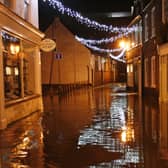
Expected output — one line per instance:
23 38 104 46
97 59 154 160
0 83 168 167
0 112 43 168
78 89 143 167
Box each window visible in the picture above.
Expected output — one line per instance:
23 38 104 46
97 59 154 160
144 14 149 41
22 41 36 96
162 0 168 23
2 32 21 100
127 64 133 73
4 0 12 8
130 64 133 73
127 65 129 73
151 7 156 37
2 31 36 101
144 58 149 87
151 56 156 87
127 64 134 87
130 31 134 47
139 20 142 44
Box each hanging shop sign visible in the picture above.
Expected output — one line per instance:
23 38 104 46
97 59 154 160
40 38 56 52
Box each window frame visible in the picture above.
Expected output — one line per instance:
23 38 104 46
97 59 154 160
2 30 36 102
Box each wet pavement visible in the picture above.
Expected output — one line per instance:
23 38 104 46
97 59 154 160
0 83 168 168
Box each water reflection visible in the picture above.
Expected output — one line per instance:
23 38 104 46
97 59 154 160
1 83 168 167
159 102 168 167
42 85 144 167
0 112 44 168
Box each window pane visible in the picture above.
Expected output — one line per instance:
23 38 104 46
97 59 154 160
22 40 36 96
144 14 148 41
2 32 21 100
151 7 156 37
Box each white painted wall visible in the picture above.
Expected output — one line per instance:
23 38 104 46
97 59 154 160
1 0 39 28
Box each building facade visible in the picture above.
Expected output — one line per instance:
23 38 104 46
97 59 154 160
127 0 168 100
41 18 93 93
0 1 44 129
141 0 161 99
41 18 119 93
126 15 142 95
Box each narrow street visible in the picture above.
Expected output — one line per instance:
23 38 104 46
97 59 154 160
0 83 168 168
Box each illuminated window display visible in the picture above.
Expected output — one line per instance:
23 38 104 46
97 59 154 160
2 31 36 101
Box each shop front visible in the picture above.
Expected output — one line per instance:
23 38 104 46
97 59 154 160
0 4 44 129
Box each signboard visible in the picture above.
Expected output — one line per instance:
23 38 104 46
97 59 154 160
55 53 63 59
40 38 56 52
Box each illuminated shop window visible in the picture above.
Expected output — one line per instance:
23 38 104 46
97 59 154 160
2 31 36 101
2 32 21 100
127 64 133 73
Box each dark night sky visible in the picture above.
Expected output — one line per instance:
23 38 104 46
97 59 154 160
58 0 133 13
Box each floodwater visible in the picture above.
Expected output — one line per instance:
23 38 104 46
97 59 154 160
0 83 168 168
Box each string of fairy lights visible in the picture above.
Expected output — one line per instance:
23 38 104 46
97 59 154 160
76 39 124 54
75 30 131 45
42 0 135 62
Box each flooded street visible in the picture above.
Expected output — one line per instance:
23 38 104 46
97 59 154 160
0 83 168 167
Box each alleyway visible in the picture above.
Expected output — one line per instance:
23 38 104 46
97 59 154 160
0 83 168 168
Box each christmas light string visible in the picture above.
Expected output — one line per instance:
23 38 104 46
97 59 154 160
79 42 123 54
83 42 126 62
43 0 136 34
109 51 126 63
76 40 126 62
109 55 125 62
110 48 126 59
75 31 130 45
76 31 127 62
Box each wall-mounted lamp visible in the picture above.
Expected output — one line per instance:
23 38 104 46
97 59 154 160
10 43 20 55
